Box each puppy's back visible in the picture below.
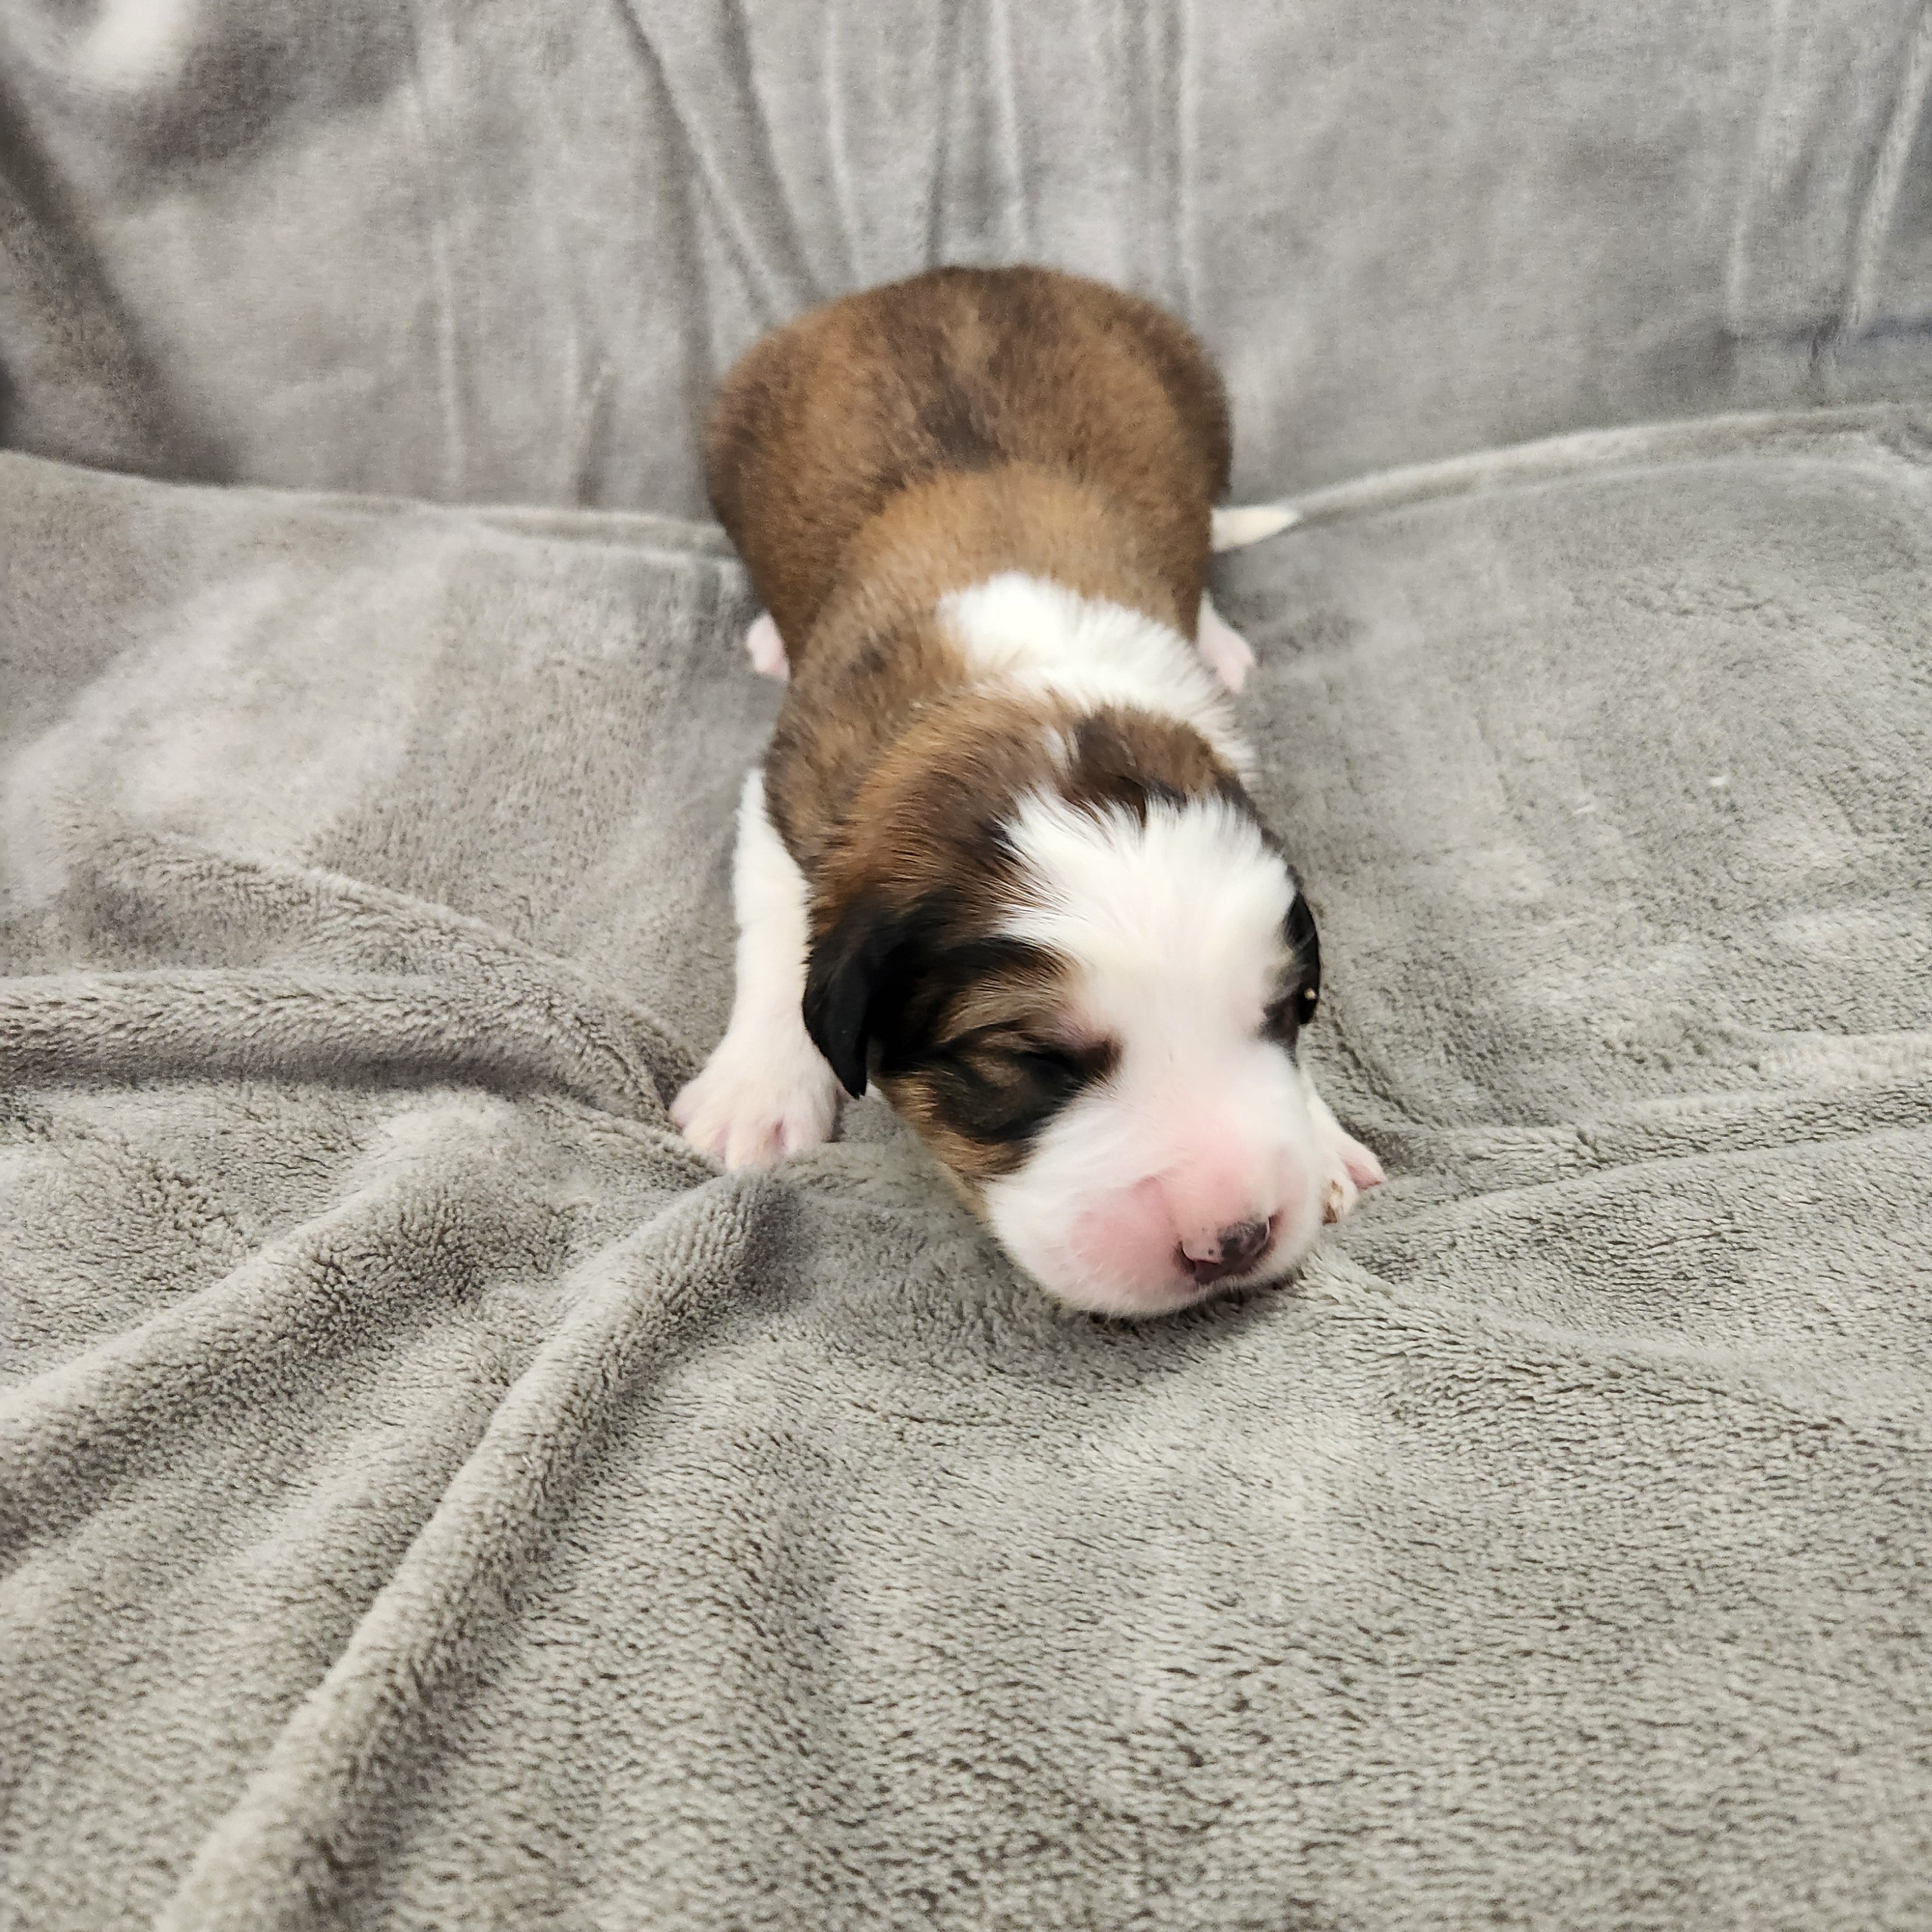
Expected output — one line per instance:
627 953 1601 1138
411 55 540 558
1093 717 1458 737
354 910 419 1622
705 266 1232 656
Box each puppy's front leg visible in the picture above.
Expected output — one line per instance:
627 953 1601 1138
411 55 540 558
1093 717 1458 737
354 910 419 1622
672 768 842 1167
1302 1079 1386 1225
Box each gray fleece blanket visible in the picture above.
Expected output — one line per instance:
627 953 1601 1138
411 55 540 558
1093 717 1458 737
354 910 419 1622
5 401 1931 1929
8 0 1932 510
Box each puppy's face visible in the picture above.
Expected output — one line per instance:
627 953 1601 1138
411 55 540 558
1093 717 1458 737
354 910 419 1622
803 779 1333 1317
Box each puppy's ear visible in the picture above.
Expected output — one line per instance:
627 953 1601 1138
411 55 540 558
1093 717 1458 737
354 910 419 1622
802 892 918 1100
1284 888 1321 1026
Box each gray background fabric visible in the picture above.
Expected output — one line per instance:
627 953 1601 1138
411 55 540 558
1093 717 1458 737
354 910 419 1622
6 0 1932 513
5 414 1931 1929
5 0 1932 1926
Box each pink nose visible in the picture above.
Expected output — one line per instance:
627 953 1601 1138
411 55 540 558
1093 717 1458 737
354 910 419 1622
1176 1217 1274 1287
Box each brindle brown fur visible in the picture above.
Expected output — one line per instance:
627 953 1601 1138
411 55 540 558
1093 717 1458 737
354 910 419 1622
705 264 1231 660
706 265 1262 1187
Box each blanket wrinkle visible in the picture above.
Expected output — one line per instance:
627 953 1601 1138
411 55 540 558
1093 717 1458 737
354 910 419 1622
61 829 698 1103
614 1 823 332
0 967 679 1123
397 4 469 501
151 1179 781 1932
0 1092 550 1539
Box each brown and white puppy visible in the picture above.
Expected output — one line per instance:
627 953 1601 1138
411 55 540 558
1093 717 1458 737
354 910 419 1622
673 265 1383 1317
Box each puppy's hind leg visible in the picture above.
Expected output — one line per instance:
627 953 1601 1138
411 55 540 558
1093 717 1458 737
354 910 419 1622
1200 500 1300 691
1197 592 1257 695
672 769 841 1167
1211 504 1299 552
743 611 790 681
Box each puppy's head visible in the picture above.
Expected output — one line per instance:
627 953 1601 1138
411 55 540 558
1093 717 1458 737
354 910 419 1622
802 712 1336 1317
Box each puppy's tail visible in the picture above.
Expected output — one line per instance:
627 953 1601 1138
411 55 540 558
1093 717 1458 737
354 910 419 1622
1211 504 1300 552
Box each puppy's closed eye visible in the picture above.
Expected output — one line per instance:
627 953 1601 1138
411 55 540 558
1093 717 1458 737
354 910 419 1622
1261 987 1316 1051
927 1029 1115 1142
1264 890 1322 1049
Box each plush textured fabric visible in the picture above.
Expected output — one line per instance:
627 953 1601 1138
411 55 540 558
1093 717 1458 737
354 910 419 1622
5 0 1932 513
4 404 1930 1928
7 1 1932 1924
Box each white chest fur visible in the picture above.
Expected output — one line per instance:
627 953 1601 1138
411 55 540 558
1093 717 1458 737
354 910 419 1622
937 573 1256 782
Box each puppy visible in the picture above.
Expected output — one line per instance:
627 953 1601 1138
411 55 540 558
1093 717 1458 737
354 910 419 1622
673 265 1382 1316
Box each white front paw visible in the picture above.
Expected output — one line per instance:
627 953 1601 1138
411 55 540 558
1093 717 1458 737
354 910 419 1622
1306 1089 1386 1226
1320 1162 1360 1226
671 1024 839 1169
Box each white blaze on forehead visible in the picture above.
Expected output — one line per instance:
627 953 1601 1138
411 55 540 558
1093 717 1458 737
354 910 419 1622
940 572 1255 782
997 790 1295 1037
981 787 1334 1316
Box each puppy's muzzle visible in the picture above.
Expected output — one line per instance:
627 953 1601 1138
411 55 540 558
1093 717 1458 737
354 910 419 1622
1176 1216 1275 1287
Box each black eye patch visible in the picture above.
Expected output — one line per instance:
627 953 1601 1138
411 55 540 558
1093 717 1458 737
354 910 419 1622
1261 992 1313 1051
924 1031 1118 1146
1264 890 1322 1050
